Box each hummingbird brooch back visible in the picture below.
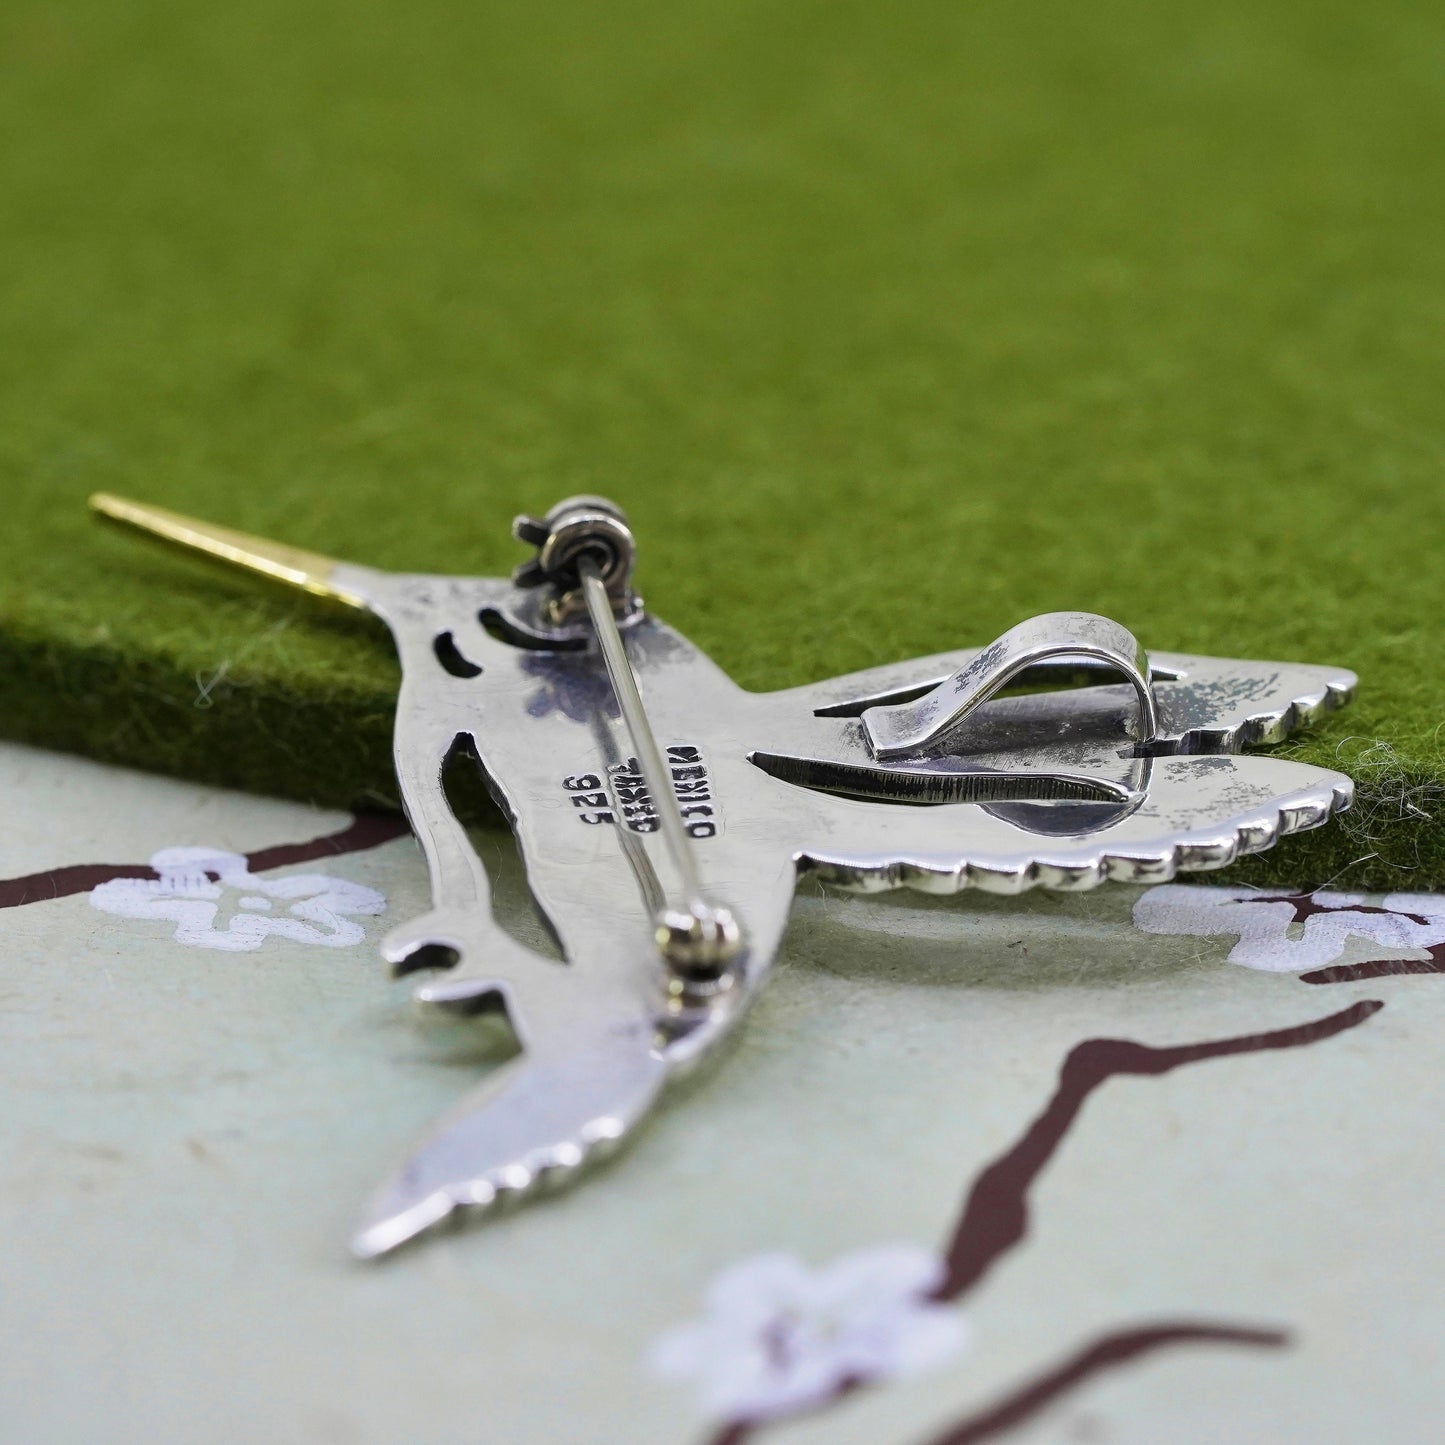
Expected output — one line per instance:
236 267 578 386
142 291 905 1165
92 493 1355 1257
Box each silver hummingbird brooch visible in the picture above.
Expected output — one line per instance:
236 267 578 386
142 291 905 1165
92 493 1356 1258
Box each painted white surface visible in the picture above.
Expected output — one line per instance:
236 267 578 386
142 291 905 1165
0 740 1439 1444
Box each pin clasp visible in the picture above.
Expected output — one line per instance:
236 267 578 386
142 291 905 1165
511 495 640 627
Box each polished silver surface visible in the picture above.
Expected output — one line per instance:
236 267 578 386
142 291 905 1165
92 494 1359 1259
335 554 1353 1257
578 556 741 984
511 494 640 627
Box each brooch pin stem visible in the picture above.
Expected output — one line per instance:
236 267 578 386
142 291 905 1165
578 555 743 988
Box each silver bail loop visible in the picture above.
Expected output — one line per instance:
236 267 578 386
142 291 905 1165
861 611 1160 760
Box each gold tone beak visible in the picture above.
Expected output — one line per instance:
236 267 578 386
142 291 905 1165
89 493 370 611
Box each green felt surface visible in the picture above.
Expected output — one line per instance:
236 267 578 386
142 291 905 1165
2 0 1443 887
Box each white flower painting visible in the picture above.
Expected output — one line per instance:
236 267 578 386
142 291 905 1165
648 1246 967 1421
1132 885 1445 971
89 846 386 952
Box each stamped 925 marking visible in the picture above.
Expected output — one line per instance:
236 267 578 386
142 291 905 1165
562 744 718 837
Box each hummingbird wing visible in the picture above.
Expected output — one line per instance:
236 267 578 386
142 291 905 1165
790 752 1354 895
757 645 1355 758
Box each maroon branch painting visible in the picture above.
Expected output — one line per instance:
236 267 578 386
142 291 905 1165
653 880 1443 1443
645 996 1381 1445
